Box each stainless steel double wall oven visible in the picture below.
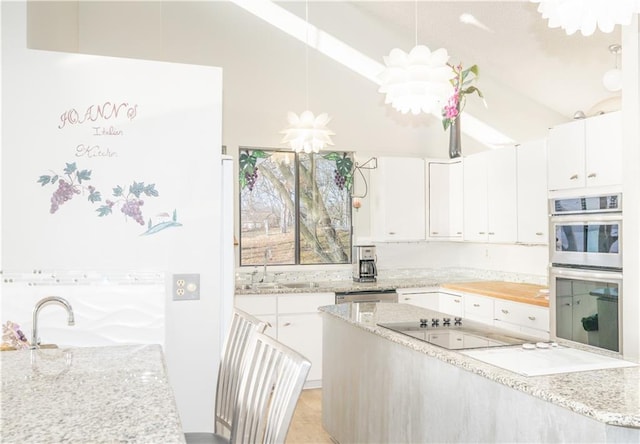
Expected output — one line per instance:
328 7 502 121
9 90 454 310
549 193 622 353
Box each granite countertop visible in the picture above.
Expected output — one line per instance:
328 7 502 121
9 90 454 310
1 344 185 443
320 302 640 429
235 267 547 296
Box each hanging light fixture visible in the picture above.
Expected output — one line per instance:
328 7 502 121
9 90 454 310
531 0 640 36
281 1 334 153
602 44 622 92
378 1 453 115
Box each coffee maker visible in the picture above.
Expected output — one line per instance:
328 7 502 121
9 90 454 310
353 245 377 282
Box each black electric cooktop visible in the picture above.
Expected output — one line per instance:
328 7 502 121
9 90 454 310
377 317 532 350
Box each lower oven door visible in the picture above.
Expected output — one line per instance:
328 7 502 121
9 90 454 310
335 289 398 304
550 267 621 353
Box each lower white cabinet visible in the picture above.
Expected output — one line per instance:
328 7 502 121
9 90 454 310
438 292 464 317
463 293 494 324
494 299 550 339
397 289 439 311
235 292 334 387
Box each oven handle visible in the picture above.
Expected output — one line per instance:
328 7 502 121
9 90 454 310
550 266 622 282
550 213 622 223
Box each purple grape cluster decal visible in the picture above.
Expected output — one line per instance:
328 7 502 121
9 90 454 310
38 162 180 235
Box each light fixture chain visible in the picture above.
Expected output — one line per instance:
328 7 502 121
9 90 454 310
305 0 309 111
414 0 418 46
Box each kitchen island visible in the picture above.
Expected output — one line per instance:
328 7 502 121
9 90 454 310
1 344 185 443
321 303 639 443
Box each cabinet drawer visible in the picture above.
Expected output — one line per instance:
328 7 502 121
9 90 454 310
235 295 277 315
494 299 549 331
438 292 463 317
464 293 494 320
278 293 335 314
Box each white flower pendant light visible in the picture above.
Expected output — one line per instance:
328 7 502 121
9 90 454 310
378 1 453 115
280 111 335 154
531 0 640 36
378 45 453 115
281 1 334 153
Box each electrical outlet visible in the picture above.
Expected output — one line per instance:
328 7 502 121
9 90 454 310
173 273 200 301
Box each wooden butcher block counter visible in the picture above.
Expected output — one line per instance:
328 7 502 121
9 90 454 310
441 281 549 307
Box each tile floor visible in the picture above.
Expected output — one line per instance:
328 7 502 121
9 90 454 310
286 389 333 443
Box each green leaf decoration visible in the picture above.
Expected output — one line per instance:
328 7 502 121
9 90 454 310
336 156 353 176
252 150 270 158
37 175 51 186
129 181 145 198
88 191 102 203
345 174 353 191
144 183 159 197
172 209 177 222
64 162 77 175
76 169 92 183
323 152 342 161
113 185 124 197
51 175 59 184
239 171 247 189
96 205 113 217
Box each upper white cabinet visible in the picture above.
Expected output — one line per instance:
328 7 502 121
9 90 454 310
547 111 621 191
516 139 548 244
370 156 426 241
463 148 517 243
428 160 463 239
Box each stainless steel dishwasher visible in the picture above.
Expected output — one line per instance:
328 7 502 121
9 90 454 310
335 289 398 304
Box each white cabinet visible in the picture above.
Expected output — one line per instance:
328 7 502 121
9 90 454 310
463 148 517 243
547 111 621 191
428 160 463 239
370 157 426 241
494 299 550 339
463 293 494 324
235 292 334 387
516 140 548 244
438 292 464 317
397 289 439 311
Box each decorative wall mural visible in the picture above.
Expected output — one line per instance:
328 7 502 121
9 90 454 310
38 162 181 235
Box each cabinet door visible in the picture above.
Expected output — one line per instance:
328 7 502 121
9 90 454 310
547 119 585 191
463 153 488 242
371 157 426 241
585 111 622 188
428 161 463 239
277 312 323 383
517 139 548 244
464 293 494 324
449 161 464 238
494 299 550 333
398 292 439 311
438 292 464 317
487 148 517 243
428 162 451 238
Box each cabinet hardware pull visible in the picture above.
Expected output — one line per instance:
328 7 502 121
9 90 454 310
478 231 485 234
473 303 480 307
432 232 439 234
535 232 543 236
570 174 579 180
389 232 396 235
576 300 581 305
501 309 509 314
404 297 411 301
283 322 291 327
563 303 571 306
454 299 460 303
588 173 597 178
528 316 536 321
488 232 495 235
266 322 273 328
456 232 462 235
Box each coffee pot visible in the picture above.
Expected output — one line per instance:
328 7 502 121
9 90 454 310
353 245 377 282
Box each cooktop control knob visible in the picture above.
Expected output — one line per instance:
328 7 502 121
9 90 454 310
443 318 451 326
419 318 428 326
431 318 440 327
454 317 462 326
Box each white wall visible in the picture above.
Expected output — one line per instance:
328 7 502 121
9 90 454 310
2 1 224 431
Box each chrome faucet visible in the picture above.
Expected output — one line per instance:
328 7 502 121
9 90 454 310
260 248 272 283
31 296 75 349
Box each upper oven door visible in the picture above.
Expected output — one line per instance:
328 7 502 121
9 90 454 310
550 213 622 270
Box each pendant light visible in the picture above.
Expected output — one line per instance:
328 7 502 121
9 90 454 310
531 0 640 36
280 1 334 154
378 1 453 115
602 44 622 92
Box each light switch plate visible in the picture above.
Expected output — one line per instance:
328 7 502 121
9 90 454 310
172 273 200 301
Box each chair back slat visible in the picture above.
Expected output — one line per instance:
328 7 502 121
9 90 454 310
231 332 311 444
214 308 267 436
